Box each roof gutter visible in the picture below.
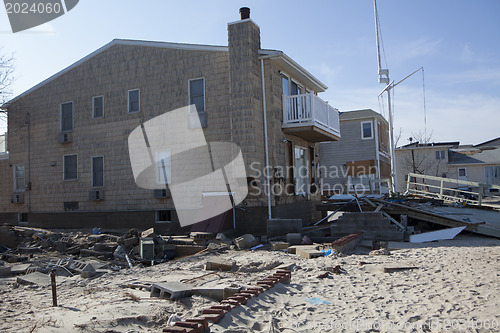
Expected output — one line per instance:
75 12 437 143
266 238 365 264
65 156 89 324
259 51 328 92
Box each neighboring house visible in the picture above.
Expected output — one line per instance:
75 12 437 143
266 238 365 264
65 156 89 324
395 138 500 193
0 9 340 234
395 141 458 192
320 109 391 195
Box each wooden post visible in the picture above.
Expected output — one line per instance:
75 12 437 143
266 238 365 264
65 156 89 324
50 269 57 307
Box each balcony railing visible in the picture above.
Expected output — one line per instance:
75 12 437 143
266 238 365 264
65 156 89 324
282 94 340 141
0 133 7 158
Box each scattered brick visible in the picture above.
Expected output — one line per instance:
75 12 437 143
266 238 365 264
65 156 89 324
174 321 204 333
185 318 208 330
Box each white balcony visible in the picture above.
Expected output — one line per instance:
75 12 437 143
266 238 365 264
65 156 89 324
0 133 8 159
282 94 341 142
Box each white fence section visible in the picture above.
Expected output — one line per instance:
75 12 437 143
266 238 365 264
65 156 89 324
405 172 500 206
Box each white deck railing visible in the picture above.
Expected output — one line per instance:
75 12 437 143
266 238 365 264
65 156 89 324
0 134 7 157
282 94 340 137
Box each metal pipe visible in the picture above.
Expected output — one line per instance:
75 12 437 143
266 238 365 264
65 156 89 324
260 58 272 220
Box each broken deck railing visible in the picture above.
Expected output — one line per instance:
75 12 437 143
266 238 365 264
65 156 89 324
404 172 500 206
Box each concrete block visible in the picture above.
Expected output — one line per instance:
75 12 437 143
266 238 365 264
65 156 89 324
234 234 258 249
175 245 206 257
80 249 113 260
150 282 191 299
0 266 11 277
287 245 318 254
191 285 240 301
1 253 28 263
17 272 51 286
10 263 32 275
266 218 302 238
190 232 215 240
286 233 302 245
271 242 290 250
296 248 324 259
205 258 235 271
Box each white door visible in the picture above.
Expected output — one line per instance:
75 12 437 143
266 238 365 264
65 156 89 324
294 146 309 195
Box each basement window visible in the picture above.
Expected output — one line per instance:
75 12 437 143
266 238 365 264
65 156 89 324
155 210 171 223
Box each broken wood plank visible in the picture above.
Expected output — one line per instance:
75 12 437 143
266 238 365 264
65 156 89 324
363 198 406 230
381 266 419 273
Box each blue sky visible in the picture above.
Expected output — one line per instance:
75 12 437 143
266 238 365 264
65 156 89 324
1 0 499 146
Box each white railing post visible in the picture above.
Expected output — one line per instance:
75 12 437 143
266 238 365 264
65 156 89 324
309 94 314 124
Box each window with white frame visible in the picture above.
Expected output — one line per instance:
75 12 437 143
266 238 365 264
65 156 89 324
457 167 467 179
61 102 73 132
435 150 446 160
14 165 25 192
63 154 78 180
361 121 373 139
92 96 104 119
92 156 104 187
189 78 206 127
128 89 140 113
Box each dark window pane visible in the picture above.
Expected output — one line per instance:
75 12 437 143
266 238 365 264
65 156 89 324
189 79 205 112
92 156 104 187
61 102 73 131
64 155 77 180
282 77 289 96
93 96 103 118
190 79 204 97
129 90 140 113
362 122 372 138
191 96 204 113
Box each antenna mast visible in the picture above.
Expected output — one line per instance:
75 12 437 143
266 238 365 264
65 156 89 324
374 0 396 193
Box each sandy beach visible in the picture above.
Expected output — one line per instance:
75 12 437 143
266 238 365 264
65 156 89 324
1 233 499 333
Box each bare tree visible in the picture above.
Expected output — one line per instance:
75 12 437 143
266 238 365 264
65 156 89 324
409 130 433 144
0 49 15 134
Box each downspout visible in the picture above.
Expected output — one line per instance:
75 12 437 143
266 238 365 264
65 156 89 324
27 112 31 213
374 118 381 193
260 58 272 220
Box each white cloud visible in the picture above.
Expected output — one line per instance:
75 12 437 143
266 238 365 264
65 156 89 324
390 37 443 62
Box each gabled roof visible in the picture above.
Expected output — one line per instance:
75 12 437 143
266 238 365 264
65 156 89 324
2 39 328 108
474 137 500 148
398 141 460 149
449 147 500 165
338 109 388 125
